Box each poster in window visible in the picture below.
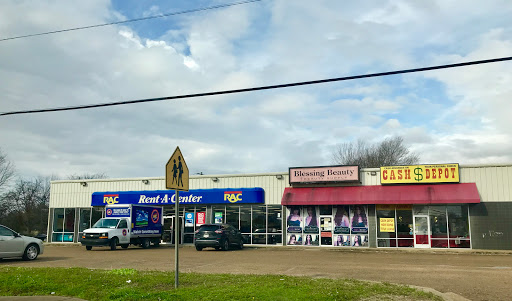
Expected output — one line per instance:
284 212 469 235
287 233 302 245
334 205 351 234
333 234 350 246
350 205 368 234
303 206 319 233
352 235 368 247
214 212 223 224
303 234 319 246
286 206 302 233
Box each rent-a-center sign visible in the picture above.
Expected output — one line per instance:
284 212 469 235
289 165 360 184
380 163 459 184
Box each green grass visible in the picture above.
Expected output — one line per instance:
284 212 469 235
0 267 442 300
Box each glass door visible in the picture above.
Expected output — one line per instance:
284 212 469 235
320 216 333 246
163 216 184 244
414 215 430 248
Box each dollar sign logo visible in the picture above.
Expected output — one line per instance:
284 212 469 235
414 167 423 181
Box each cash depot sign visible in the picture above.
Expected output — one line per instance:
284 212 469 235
289 165 360 184
380 164 460 184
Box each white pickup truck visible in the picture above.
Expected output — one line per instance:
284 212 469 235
81 204 163 250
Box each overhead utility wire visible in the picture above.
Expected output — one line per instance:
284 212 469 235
1 56 511 117
0 0 263 42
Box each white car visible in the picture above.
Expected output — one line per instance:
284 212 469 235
0 224 44 260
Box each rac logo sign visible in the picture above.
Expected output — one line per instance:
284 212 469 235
224 191 242 203
103 194 119 205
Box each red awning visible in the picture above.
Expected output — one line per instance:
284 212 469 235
281 183 480 206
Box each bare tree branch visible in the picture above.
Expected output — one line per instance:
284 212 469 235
332 136 419 168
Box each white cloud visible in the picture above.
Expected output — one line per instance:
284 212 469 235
1 0 512 180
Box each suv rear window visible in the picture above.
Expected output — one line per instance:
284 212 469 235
198 225 221 232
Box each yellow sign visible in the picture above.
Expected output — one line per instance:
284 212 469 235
380 164 459 184
166 146 189 191
380 218 395 232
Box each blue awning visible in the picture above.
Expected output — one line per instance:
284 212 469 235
92 187 265 206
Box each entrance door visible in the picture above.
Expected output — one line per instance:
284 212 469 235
414 215 430 248
320 216 333 246
163 216 183 244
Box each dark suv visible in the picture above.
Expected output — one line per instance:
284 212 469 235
194 224 244 251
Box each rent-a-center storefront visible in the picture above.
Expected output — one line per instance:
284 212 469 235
281 164 479 248
48 164 512 249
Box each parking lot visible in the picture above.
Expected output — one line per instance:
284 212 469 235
2 244 512 301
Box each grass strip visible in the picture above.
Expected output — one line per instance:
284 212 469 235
0 267 442 300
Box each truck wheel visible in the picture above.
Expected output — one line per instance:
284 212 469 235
195 245 203 251
153 239 160 247
141 238 150 249
238 240 244 250
86 246 92 251
121 244 129 249
22 244 39 261
222 239 230 251
110 237 118 250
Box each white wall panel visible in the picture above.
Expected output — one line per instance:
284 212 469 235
49 165 512 208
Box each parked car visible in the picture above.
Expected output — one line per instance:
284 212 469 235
194 223 244 251
0 224 44 261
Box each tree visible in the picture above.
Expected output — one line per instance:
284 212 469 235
332 136 419 168
0 148 16 193
0 176 50 235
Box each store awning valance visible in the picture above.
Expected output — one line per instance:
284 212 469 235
281 183 480 206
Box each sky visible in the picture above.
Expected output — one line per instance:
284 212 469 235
1 0 512 180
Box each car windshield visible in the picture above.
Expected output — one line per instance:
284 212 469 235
198 225 221 232
92 218 119 229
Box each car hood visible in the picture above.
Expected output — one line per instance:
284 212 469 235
21 235 43 244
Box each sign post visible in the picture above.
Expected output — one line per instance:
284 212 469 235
165 146 189 289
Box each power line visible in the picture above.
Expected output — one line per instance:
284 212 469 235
0 0 263 42
1 56 511 117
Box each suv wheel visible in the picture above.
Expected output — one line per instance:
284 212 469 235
222 239 229 251
195 245 203 251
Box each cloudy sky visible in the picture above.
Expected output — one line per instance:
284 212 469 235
1 0 512 180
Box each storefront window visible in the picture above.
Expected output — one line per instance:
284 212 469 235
240 206 251 243
377 206 395 247
212 206 225 224
252 205 266 244
396 207 413 247
225 206 240 229
430 206 448 248
79 208 91 232
92 207 103 225
448 205 470 248
267 205 282 245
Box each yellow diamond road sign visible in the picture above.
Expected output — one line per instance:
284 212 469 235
166 146 189 191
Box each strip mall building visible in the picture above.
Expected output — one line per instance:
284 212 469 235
48 163 512 250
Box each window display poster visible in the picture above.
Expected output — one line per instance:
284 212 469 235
196 212 206 226
380 218 395 232
333 235 350 246
214 212 223 224
185 212 194 227
350 205 368 234
334 205 350 234
303 206 319 233
351 235 368 247
303 234 319 246
287 206 302 233
287 234 302 245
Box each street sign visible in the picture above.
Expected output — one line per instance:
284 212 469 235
166 146 189 191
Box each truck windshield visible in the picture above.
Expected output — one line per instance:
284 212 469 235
92 218 120 229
